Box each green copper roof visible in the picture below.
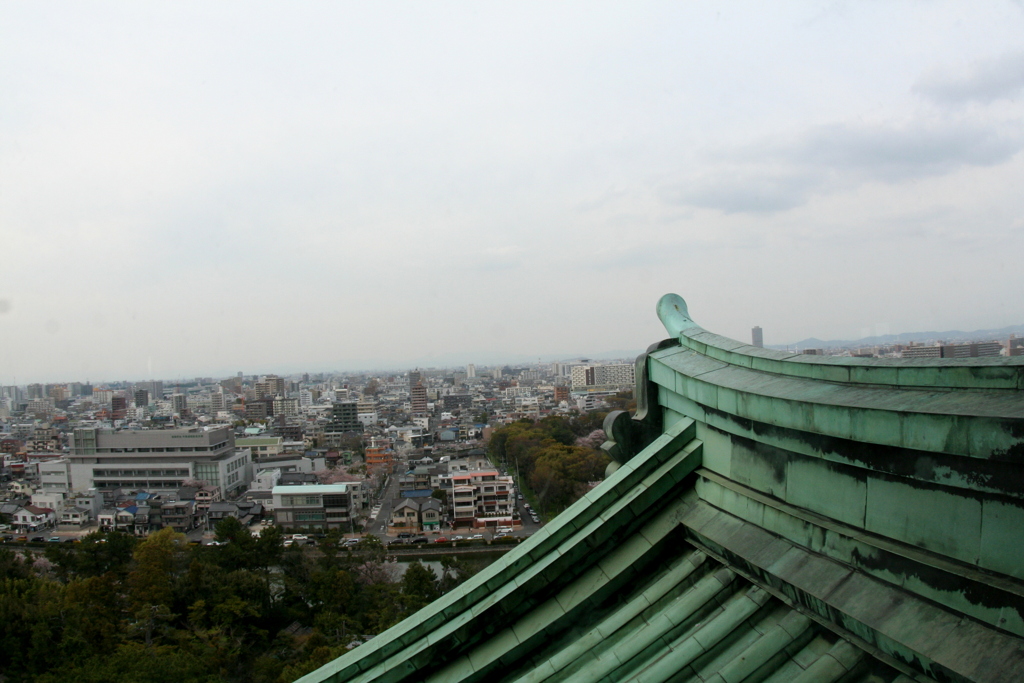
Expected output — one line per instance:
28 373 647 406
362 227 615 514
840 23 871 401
298 294 1024 683
296 418 912 683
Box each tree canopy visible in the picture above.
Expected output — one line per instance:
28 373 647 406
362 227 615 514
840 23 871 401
1 527 488 683
488 414 612 514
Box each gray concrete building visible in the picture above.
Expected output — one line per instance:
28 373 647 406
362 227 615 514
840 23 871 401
68 426 252 496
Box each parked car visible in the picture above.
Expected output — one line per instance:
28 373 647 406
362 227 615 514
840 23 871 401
342 538 361 546
16 536 28 542
410 536 428 544
31 536 46 542
470 534 484 540
397 532 412 539
387 538 408 546
48 537 61 543
451 535 465 541
434 537 448 543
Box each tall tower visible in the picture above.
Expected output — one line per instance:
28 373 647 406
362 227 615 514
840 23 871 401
466 363 476 379
752 326 763 348
411 382 428 416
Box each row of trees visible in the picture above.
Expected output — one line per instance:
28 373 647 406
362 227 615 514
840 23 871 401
0 519 483 683
488 412 613 514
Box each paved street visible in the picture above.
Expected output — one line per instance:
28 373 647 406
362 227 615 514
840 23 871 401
367 473 398 536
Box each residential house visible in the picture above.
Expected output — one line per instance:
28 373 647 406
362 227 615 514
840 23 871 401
14 504 55 532
161 499 197 532
60 506 91 526
115 506 138 532
390 497 442 533
97 508 117 531
207 500 264 530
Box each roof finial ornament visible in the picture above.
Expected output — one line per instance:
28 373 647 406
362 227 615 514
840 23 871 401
657 293 698 339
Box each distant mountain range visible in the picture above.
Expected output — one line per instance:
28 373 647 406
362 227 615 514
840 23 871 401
769 324 1024 351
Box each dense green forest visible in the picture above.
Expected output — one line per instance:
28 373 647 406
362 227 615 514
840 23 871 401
487 409 626 514
0 521 483 683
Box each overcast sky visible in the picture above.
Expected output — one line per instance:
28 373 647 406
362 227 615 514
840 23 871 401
3 2 1024 383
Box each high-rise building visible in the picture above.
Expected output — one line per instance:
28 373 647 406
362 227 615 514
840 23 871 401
752 326 763 348
551 362 571 377
136 381 163 401
133 389 149 407
111 396 127 420
221 377 242 393
263 374 286 397
466 364 476 378
408 370 421 387
171 393 188 414
411 382 428 415
273 395 299 418
245 400 270 420
570 363 635 390
48 385 70 402
325 401 362 435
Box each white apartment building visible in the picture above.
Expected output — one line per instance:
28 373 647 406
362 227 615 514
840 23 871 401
272 482 367 530
570 363 636 390
273 396 299 417
448 466 516 530
39 458 71 494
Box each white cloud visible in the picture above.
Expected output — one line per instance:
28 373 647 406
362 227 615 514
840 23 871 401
914 51 1024 104
659 119 1023 215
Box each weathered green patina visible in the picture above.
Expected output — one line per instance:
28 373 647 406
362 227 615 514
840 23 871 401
298 294 1024 683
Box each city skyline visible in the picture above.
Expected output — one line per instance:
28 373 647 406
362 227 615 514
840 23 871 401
3 311 1024 386
3 3 1024 385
